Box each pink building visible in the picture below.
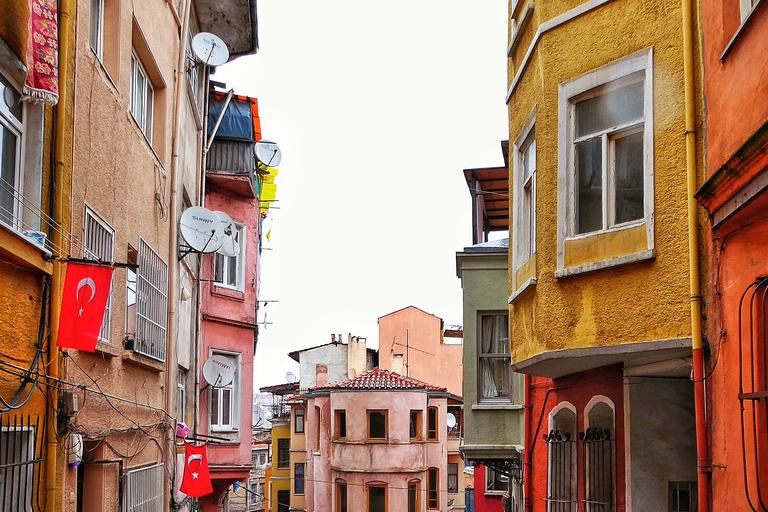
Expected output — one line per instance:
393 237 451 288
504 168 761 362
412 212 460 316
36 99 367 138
198 91 263 509
378 306 463 397
298 367 454 511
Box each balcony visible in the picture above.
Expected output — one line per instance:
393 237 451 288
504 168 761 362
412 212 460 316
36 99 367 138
205 139 259 199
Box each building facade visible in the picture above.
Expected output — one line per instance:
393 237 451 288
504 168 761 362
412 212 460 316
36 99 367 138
300 368 454 512
695 0 768 510
504 0 706 510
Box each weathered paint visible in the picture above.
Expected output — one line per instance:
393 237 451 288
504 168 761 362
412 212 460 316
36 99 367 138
506 0 704 366
378 306 463 396
472 464 505 512
563 224 647 269
305 389 449 511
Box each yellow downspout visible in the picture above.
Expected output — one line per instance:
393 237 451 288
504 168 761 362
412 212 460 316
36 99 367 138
682 0 710 509
47 0 73 509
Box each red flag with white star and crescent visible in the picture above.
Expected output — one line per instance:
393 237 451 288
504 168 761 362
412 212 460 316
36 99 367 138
181 442 213 497
56 262 113 352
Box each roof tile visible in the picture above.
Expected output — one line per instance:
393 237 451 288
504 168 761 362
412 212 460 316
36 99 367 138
311 367 447 392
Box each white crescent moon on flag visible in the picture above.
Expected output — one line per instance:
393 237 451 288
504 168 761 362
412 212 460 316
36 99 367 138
76 278 97 304
187 453 204 469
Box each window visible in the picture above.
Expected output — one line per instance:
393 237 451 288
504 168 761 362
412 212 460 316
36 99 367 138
448 463 459 494
0 420 37 512
0 71 43 233
209 352 238 431
133 238 168 361
409 410 422 440
368 410 388 440
428 468 439 509
294 463 305 495
177 368 186 424
408 481 419 512
669 482 697 512
125 246 138 337
315 406 321 450
514 110 536 270
130 50 154 140
740 0 759 20
584 397 616 512
427 406 438 440
84 208 114 343
277 438 290 470
368 484 387 512
277 489 290 512
185 31 205 116
546 403 577 512
214 223 245 290
485 465 510 494
478 314 511 401
558 49 654 272
122 464 164 512
335 410 347 439
295 408 305 434
336 480 348 512
89 0 104 59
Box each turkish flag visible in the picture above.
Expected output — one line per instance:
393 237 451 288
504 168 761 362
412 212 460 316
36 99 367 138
56 262 113 352
180 442 213 497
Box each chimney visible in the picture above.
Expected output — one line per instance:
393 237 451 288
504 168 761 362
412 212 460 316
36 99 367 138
331 333 336 343
347 334 367 379
391 353 404 375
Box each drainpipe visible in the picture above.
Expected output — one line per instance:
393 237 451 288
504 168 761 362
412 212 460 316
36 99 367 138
681 0 710 509
47 0 74 509
167 0 193 505
524 374 532 511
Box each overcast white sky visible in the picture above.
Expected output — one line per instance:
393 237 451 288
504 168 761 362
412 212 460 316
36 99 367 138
212 0 509 390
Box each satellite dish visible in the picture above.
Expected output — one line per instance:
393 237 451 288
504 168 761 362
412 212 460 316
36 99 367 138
447 413 457 429
213 211 240 257
255 140 282 167
191 32 229 67
203 355 235 387
180 207 225 254
285 371 298 384
253 406 266 427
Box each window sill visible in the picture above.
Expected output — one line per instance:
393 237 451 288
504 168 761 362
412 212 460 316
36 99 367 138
211 285 246 301
95 341 121 357
509 277 537 304
721 0 765 60
471 404 524 411
122 350 165 372
0 224 53 274
555 249 655 279
209 430 241 444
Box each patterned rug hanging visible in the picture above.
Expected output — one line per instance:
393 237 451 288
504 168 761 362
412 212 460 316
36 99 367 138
23 0 59 104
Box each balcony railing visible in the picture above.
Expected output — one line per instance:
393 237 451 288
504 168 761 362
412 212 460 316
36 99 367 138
206 140 259 198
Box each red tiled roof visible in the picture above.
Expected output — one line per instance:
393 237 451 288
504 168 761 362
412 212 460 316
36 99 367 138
312 367 447 392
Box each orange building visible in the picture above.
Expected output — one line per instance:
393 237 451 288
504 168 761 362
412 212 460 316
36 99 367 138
695 0 768 510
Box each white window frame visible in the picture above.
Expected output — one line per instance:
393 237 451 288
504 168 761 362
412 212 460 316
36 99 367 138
122 463 164 512
512 107 537 288
177 368 186 425
0 73 24 231
557 49 655 272
130 50 154 142
209 350 241 432
547 402 578 512
89 0 104 60
485 465 510 495
740 0 760 21
214 222 246 291
84 207 114 343
584 396 616 512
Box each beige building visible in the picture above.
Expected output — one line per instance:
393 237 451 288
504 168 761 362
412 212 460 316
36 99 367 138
59 0 257 510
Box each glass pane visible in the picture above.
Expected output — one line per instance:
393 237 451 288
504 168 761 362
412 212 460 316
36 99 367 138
480 358 510 398
410 412 418 438
214 254 224 283
0 125 18 226
369 487 386 512
89 0 102 56
369 412 386 438
222 388 231 425
576 137 603 234
575 80 644 137
0 74 23 121
339 483 347 512
480 315 509 355
210 390 219 426
614 131 644 224
522 131 536 182
226 255 237 287
408 483 417 512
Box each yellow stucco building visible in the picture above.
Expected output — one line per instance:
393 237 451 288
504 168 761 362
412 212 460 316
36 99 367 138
504 0 707 509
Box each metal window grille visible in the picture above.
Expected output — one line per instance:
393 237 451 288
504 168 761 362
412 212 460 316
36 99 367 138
0 415 43 512
581 427 615 512
669 481 697 512
739 277 768 512
122 463 164 512
545 429 577 512
84 208 114 343
134 238 168 361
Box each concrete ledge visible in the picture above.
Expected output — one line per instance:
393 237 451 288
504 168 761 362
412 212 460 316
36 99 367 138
554 249 655 279
471 404 525 411
509 278 537 304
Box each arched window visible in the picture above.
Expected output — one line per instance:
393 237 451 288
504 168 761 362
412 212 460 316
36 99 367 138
427 468 439 510
583 396 616 512
335 479 347 512
408 480 420 512
546 402 577 512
